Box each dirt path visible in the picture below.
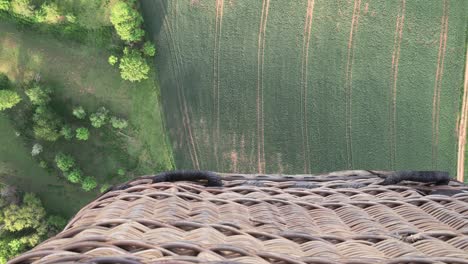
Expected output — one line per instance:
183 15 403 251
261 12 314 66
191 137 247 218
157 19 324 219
212 0 224 169
256 0 270 173
457 48 468 182
389 0 406 169
157 0 200 169
344 0 362 169
432 0 449 168
300 0 316 173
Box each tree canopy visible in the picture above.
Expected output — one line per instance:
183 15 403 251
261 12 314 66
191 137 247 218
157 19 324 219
0 90 21 111
119 48 149 82
110 0 144 42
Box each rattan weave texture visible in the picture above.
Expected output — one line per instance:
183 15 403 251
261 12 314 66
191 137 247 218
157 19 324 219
8 171 468 264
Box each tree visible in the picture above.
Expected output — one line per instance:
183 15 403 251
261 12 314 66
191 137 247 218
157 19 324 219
142 41 156 57
36 2 61 24
46 215 66 234
111 116 128 129
99 183 111 193
66 169 82 184
117 168 126 176
1 193 46 232
31 143 43 156
25 85 51 105
89 107 109 128
54 153 75 172
10 0 35 18
32 106 61 141
60 125 74 140
119 48 149 82
110 0 144 42
0 0 10 11
0 73 9 89
75 127 89 140
0 90 21 111
108 55 118 66
81 176 97 191
72 106 86 119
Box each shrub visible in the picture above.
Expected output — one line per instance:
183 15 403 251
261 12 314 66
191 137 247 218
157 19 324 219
75 127 89 140
81 176 97 192
108 55 118 66
36 2 61 24
46 215 66 233
10 0 35 18
0 0 10 11
117 168 125 176
119 48 149 82
60 125 74 140
142 41 156 57
0 90 21 111
32 106 61 141
89 107 109 128
54 153 75 172
38 160 47 169
72 106 86 119
31 143 42 156
66 169 82 183
25 85 51 105
110 0 144 42
99 183 111 193
111 116 128 129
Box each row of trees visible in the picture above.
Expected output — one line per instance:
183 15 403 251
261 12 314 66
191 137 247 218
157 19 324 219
0 186 66 263
54 153 97 191
0 0 71 24
108 0 156 82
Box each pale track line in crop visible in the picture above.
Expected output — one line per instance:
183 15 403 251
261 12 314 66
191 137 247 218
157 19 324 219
212 0 224 170
432 0 449 169
256 0 270 173
157 0 200 169
389 0 406 169
344 0 361 169
300 0 316 174
456 47 468 182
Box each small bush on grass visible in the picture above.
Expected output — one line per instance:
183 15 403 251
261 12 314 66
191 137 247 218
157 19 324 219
66 169 82 184
25 85 51 105
111 116 128 129
60 125 74 140
54 153 75 172
81 176 97 191
142 41 156 57
108 55 118 66
32 106 61 141
31 143 43 156
75 127 89 140
89 107 109 128
72 106 86 119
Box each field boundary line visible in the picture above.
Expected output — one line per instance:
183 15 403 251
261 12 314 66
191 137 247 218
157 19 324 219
157 0 200 170
212 0 224 169
256 0 270 173
300 0 316 173
389 0 406 169
432 0 449 169
457 46 468 182
344 0 361 169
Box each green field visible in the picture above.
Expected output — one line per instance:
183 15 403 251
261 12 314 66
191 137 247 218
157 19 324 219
141 0 467 176
0 20 173 216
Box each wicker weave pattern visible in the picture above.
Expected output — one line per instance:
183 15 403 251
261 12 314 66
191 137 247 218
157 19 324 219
9 172 468 264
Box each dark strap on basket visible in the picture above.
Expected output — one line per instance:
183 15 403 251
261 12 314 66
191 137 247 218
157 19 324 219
377 171 450 185
152 170 223 187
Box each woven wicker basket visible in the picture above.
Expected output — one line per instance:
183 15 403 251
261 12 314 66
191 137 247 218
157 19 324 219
8 170 468 264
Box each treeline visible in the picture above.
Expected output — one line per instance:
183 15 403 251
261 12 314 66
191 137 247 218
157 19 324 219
0 74 129 192
0 0 157 82
0 185 66 264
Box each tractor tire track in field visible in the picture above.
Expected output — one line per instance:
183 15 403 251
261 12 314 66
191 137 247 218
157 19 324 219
457 47 468 182
344 0 361 169
389 0 406 169
212 0 224 170
256 0 270 173
432 0 449 169
157 0 200 170
300 0 316 174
